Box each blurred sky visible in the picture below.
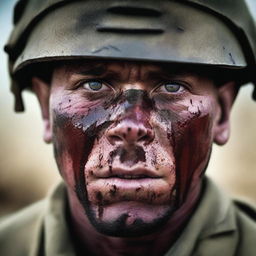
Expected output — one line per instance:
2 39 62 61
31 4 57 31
1 0 256 216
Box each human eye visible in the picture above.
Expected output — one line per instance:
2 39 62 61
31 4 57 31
80 80 110 92
157 81 186 94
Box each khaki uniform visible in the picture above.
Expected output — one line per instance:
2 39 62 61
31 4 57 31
0 178 255 256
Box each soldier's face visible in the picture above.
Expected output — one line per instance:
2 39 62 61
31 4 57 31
34 61 234 236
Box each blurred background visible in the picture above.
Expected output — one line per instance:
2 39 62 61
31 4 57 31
1 0 256 217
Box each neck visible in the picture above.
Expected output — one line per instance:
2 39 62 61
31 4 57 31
67 183 202 256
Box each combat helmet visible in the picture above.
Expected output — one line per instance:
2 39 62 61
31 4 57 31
5 0 256 111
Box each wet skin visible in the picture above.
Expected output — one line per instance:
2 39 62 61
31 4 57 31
33 61 233 255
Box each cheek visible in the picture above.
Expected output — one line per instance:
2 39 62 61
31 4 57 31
52 111 91 188
154 97 215 204
50 93 114 189
172 114 213 204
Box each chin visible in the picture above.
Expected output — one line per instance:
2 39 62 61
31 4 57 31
84 202 175 237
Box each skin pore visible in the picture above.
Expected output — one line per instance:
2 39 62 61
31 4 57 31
32 61 236 256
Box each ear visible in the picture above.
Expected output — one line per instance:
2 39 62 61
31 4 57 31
31 77 52 143
213 81 238 145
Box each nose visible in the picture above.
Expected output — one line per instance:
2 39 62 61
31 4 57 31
107 120 154 145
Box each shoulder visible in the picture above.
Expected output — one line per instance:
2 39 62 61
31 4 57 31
234 200 256 222
0 200 46 256
233 199 256 234
232 200 256 255
0 199 46 234
192 179 256 256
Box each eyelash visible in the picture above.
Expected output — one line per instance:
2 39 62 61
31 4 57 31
75 79 189 95
154 81 188 94
77 79 111 91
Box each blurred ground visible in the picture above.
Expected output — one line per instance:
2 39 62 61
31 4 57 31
1 0 256 217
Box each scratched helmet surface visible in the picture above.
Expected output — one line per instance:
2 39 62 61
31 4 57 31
5 0 256 111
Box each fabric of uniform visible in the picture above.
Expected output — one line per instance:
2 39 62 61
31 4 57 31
0 177 255 256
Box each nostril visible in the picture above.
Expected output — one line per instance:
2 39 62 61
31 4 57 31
138 134 151 142
137 129 144 137
137 128 154 142
109 135 123 144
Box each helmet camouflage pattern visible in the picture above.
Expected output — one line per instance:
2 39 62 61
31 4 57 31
5 0 256 111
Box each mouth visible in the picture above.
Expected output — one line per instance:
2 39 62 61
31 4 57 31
107 174 159 179
96 167 162 180
87 167 172 204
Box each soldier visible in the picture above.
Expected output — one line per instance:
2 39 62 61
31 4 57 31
1 0 256 255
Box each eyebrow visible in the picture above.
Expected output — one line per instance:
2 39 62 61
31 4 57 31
73 63 193 81
145 71 173 81
74 66 127 84
74 64 108 77
144 69 190 82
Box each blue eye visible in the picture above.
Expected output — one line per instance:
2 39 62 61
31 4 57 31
83 81 103 91
164 83 182 93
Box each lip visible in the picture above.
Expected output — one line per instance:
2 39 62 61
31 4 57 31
95 167 162 180
88 167 170 203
